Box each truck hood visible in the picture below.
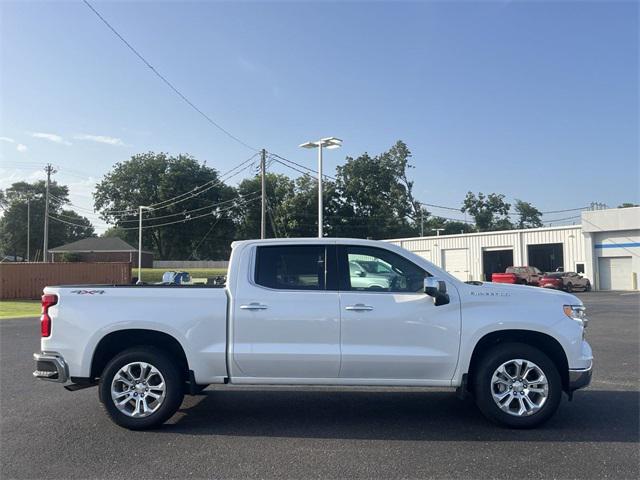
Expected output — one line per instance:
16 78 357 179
462 281 582 306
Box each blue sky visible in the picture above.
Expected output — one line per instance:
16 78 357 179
1 0 638 232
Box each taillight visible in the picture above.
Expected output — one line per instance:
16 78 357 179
41 294 58 337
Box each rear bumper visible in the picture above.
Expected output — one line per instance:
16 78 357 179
568 363 592 391
33 352 68 383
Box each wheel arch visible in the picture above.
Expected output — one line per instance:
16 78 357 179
90 329 189 381
466 329 569 392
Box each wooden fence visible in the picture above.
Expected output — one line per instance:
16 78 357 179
0 262 132 300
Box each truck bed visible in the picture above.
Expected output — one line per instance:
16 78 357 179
42 285 229 385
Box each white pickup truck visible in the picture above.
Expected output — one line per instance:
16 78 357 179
34 238 593 430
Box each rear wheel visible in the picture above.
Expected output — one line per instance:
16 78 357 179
585 281 592 292
473 343 562 428
566 283 574 292
99 346 184 430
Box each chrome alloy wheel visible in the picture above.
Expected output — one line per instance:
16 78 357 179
110 362 166 418
490 359 549 417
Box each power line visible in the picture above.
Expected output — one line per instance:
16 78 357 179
119 196 261 230
145 154 259 210
268 152 337 181
188 216 222 260
540 207 588 215
49 194 260 232
419 202 461 212
82 0 257 152
111 191 260 224
50 154 260 218
47 215 100 230
270 158 314 179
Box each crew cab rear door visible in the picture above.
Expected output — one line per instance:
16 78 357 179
231 243 341 379
337 244 461 381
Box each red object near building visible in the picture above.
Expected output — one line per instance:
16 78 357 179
491 266 542 285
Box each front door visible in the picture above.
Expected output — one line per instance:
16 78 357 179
337 245 461 381
232 244 341 379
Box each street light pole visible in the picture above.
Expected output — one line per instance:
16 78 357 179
260 149 266 239
299 137 342 238
317 144 323 238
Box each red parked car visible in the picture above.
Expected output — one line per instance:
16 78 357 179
491 266 543 285
539 272 592 292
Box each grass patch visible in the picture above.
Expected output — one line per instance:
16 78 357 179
0 300 40 319
133 267 227 284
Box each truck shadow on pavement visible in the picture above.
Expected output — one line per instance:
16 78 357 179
161 388 639 442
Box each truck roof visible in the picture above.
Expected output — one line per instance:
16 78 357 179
231 237 391 249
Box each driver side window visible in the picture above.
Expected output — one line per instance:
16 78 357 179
339 246 426 293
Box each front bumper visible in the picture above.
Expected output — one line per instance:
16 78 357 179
33 352 68 383
568 363 592 391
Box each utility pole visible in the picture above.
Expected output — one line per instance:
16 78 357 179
260 149 266 239
43 163 56 263
26 197 30 262
137 206 151 284
420 208 424 237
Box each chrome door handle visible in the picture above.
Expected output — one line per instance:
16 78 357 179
240 302 268 310
345 304 374 311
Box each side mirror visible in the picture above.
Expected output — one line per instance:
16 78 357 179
424 277 450 306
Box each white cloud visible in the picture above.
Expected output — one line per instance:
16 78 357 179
0 137 28 152
31 132 72 146
73 134 125 146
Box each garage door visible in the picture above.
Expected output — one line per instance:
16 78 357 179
414 250 431 262
598 256 632 290
442 249 469 281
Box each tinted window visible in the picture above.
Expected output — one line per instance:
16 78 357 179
255 245 326 290
340 246 426 293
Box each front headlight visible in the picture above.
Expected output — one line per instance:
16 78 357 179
564 304 588 329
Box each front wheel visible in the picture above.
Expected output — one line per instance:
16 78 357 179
99 346 184 430
473 343 562 428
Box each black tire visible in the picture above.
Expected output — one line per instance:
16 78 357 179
566 283 573 293
473 342 562 429
585 282 592 292
99 346 185 430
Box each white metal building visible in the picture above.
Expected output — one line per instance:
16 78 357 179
387 207 640 291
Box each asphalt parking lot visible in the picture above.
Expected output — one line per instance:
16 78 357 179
1 291 638 479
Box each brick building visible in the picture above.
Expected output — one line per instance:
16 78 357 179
49 237 153 268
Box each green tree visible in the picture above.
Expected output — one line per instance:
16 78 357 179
0 181 94 261
332 141 420 239
236 173 296 239
514 199 543 229
461 192 513 232
618 203 639 208
94 152 237 260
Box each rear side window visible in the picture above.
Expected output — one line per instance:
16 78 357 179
255 245 326 290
